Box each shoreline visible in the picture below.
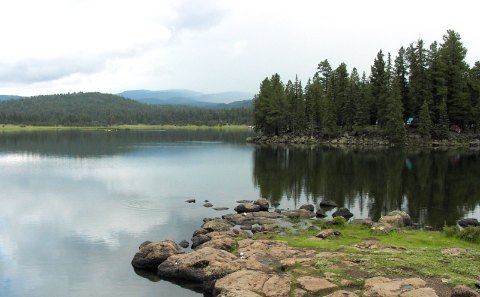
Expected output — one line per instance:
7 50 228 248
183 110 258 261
131 200 480 297
247 132 480 149
0 124 251 133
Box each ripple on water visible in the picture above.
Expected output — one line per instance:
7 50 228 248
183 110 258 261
120 196 194 211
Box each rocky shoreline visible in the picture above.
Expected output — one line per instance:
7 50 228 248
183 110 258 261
131 199 480 297
246 133 480 149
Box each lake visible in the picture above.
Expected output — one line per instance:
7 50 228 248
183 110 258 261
0 129 479 297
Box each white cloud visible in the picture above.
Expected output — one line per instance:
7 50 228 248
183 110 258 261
0 0 478 96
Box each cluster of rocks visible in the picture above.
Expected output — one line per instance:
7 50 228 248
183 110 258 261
132 200 480 296
185 198 230 211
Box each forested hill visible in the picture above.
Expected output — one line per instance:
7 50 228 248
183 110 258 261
0 92 253 126
253 30 480 143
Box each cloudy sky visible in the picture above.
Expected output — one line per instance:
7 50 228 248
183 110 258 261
0 0 478 96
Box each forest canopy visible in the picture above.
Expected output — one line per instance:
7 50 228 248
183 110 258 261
253 30 480 142
0 92 253 126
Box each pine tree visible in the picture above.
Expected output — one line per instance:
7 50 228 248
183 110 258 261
418 99 433 137
346 67 360 130
370 50 388 126
407 39 431 119
427 41 447 123
334 63 350 128
317 59 332 90
384 76 406 144
354 72 371 126
304 77 323 135
440 30 470 126
395 47 409 115
434 98 450 139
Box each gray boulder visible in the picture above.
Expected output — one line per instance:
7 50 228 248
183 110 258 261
300 204 315 212
234 203 261 213
132 240 184 269
254 198 270 211
332 208 354 220
457 218 480 228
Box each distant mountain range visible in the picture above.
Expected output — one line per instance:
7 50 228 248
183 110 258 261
0 95 22 101
0 90 253 109
117 89 253 108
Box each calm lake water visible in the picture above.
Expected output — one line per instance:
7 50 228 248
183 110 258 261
0 130 479 297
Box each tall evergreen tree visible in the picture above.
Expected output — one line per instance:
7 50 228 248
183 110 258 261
427 41 447 123
317 59 332 91
435 98 450 138
395 47 409 114
304 77 323 135
439 30 470 127
384 76 406 143
346 68 360 130
333 63 350 127
354 72 371 127
418 99 433 137
370 50 388 126
407 39 431 119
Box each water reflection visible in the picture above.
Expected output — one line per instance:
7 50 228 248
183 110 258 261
253 146 480 226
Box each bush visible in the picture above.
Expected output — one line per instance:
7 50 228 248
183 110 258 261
443 225 480 243
443 226 459 238
458 227 480 243
332 216 347 226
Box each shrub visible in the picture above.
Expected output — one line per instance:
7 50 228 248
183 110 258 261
458 227 480 243
443 226 459 238
332 216 347 226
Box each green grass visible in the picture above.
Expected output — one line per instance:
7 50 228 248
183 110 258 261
257 223 480 286
0 124 250 132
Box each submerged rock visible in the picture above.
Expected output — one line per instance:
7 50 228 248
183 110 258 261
213 207 229 211
332 208 354 220
157 247 241 283
185 199 196 203
203 202 213 207
131 240 184 269
179 240 190 249
191 234 211 249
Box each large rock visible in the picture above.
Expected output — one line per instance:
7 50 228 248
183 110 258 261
363 277 428 297
234 203 261 213
297 276 337 293
387 210 412 226
254 198 270 211
195 231 237 251
451 285 480 297
157 247 241 283
215 269 292 297
191 234 211 249
131 240 184 269
332 208 354 220
215 270 269 295
457 218 480 228
201 219 232 232
371 222 394 234
284 209 316 219
300 204 315 212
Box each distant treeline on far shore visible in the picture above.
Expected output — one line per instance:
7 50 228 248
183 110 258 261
0 92 253 126
253 30 480 143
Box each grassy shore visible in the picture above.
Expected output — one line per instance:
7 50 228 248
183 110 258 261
255 221 480 287
0 124 251 132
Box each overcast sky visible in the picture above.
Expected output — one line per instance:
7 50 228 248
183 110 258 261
0 0 478 96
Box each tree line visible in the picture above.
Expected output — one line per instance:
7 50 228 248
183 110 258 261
253 30 480 142
0 92 253 126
